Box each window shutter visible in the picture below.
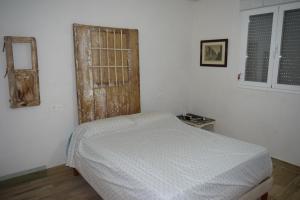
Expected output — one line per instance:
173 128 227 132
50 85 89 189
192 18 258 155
277 8 300 86
245 13 274 83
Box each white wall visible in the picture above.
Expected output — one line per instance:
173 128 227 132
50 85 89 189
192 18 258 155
188 0 300 166
0 0 192 177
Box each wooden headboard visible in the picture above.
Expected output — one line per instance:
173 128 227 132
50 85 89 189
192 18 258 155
73 24 140 124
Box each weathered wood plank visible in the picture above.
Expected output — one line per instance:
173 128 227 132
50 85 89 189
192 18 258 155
73 25 95 123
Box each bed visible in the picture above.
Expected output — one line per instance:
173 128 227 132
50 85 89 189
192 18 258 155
71 24 272 200
66 113 272 200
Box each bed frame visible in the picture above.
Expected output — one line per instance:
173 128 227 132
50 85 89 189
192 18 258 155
72 23 272 200
73 167 272 200
239 177 272 200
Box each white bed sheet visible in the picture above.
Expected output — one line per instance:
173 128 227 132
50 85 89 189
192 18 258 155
66 113 272 200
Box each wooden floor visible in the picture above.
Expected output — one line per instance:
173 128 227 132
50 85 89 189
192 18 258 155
0 158 299 200
271 158 300 200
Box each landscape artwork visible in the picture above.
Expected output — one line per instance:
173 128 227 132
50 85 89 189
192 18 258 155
200 39 228 67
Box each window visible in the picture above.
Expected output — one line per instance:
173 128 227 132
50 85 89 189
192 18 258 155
240 2 300 92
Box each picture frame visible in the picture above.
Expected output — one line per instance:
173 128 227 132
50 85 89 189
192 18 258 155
200 39 228 67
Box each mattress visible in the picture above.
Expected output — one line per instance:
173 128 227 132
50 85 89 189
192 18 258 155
66 113 272 200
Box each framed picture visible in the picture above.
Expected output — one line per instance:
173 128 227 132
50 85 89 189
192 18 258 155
200 39 228 67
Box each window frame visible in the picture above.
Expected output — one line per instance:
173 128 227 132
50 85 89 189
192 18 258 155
240 2 300 93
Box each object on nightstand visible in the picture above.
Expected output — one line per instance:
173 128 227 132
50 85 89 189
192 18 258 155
177 113 215 131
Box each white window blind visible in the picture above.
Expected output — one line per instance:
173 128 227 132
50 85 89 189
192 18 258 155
240 2 300 92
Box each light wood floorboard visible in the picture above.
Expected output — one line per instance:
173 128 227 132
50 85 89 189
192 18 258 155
0 158 299 200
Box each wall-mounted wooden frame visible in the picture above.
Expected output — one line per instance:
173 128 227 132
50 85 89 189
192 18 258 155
200 39 228 67
4 36 40 108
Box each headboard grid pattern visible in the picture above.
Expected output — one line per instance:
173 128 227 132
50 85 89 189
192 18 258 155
73 24 140 124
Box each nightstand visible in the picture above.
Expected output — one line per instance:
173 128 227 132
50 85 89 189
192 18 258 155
177 113 215 131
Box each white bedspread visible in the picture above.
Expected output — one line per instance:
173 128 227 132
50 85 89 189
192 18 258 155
66 113 272 200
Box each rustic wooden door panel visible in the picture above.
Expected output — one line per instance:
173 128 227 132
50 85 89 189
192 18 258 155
4 36 40 108
73 24 140 124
